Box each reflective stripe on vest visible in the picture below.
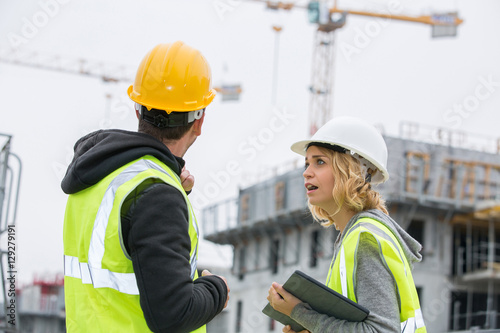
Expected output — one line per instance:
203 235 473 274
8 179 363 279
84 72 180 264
401 308 425 333
64 255 139 294
339 245 348 297
64 158 199 294
327 217 426 333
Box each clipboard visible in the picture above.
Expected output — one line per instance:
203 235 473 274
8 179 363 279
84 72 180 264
262 270 369 332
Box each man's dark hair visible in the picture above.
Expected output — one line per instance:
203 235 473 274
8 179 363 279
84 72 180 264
138 118 194 142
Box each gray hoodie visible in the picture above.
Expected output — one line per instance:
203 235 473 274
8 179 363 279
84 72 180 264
290 209 423 332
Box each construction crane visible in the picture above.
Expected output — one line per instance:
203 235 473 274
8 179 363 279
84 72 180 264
255 0 464 135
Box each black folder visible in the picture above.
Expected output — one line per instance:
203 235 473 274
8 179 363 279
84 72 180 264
262 270 369 332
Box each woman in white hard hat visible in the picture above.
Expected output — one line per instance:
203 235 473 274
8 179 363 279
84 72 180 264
267 116 427 333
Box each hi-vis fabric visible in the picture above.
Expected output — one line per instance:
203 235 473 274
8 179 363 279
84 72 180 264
63 156 205 333
326 217 427 333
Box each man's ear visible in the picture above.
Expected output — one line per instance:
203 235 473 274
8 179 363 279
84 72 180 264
192 112 205 136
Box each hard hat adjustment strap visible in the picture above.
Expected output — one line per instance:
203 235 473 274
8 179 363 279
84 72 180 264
187 109 204 123
139 105 204 128
365 172 372 183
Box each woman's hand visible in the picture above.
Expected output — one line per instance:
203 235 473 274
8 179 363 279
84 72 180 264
282 325 310 333
267 282 302 317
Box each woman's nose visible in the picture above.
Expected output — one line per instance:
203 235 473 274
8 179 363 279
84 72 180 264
303 166 312 178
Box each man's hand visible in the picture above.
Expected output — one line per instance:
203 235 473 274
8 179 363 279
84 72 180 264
202 270 230 309
267 282 302 317
180 166 194 192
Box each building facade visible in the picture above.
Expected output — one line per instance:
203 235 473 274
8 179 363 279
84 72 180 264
203 134 500 333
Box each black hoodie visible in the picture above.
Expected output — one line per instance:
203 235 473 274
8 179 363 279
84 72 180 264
62 129 228 333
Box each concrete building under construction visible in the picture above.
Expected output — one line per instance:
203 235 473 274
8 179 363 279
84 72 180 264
202 123 500 333
3 124 500 332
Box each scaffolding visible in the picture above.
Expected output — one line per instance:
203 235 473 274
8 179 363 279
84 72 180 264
451 203 500 330
404 152 500 207
0 134 22 332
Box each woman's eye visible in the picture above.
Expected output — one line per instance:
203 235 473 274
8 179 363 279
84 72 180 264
304 163 309 170
317 159 325 165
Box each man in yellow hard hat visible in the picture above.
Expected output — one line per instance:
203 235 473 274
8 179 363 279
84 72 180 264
62 41 229 332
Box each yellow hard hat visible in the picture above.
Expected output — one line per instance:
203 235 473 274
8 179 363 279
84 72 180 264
127 41 216 113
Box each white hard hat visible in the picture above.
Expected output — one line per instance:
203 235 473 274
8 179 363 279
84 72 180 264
291 116 389 184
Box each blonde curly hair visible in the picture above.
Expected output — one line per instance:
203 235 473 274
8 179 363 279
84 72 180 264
308 146 388 227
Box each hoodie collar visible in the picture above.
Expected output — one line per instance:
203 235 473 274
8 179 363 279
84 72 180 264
338 209 423 266
61 129 184 194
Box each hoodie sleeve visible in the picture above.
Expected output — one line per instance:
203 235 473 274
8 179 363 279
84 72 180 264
122 182 228 333
289 232 400 332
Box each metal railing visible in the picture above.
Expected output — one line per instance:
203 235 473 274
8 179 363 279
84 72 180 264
455 242 500 276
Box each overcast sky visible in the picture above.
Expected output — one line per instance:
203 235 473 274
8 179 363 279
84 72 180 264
1 0 499 285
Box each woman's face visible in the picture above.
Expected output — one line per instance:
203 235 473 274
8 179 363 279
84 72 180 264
303 145 336 212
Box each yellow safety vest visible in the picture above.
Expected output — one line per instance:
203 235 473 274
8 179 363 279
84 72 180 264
63 156 205 333
326 217 426 333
